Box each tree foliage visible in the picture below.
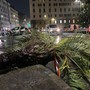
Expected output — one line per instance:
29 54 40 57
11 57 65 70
77 3 90 27
0 31 90 90
54 34 90 90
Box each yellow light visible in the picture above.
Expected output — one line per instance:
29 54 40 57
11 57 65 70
51 18 55 21
44 15 47 18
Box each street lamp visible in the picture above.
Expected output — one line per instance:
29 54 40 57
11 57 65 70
44 15 47 18
1 15 4 18
13 15 15 18
75 0 80 3
51 18 56 24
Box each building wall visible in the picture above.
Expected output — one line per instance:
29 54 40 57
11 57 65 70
29 0 81 28
10 7 19 29
0 0 11 30
0 0 19 30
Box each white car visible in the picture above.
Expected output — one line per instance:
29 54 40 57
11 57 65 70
11 26 28 35
45 24 61 35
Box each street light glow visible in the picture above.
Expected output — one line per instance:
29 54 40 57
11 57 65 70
75 0 80 3
13 15 16 18
81 3 84 6
51 18 55 21
24 19 26 22
1 15 4 18
16 20 18 22
44 15 47 18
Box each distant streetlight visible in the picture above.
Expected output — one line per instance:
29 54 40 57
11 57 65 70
13 15 16 18
16 20 18 22
24 19 26 22
44 15 47 25
51 18 55 21
1 15 4 18
51 18 56 24
75 0 80 3
44 15 47 18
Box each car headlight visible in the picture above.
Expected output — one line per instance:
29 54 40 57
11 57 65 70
57 28 60 32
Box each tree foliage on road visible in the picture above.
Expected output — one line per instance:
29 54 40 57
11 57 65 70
0 31 90 90
55 34 90 90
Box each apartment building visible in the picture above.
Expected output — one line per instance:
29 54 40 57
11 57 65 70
10 7 19 28
0 0 10 30
29 0 83 28
0 0 19 30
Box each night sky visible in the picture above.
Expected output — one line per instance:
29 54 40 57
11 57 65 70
6 0 29 17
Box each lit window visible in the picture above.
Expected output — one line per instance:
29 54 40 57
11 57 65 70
69 20 70 23
60 20 62 24
55 20 57 24
73 20 75 23
64 20 66 23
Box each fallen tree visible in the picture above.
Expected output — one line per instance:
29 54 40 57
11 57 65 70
0 31 90 90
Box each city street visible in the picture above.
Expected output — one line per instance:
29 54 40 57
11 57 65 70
0 0 90 90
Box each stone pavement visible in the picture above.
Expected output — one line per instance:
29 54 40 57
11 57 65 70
0 65 71 90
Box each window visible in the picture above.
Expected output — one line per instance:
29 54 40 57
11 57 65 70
49 3 51 6
60 8 62 12
73 20 75 23
68 8 70 11
59 14 63 17
73 14 75 16
33 15 35 18
33 3 35 7
55 8 56 12
33 9 35 13
43 8 45 12
60 20 62 24
43 4 45 6
39 15 41 18
49 8 51 12
64 20 66 23
64 8 66 12
55 14 57 17
69 20 70 23
39 9 41 13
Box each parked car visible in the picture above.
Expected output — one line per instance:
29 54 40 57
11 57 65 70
45 24 61 35
10 26 28 35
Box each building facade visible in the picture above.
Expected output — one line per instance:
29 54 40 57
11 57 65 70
0 0 11 30
29 0 83 28
10 7 19 29
0 0 19 30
